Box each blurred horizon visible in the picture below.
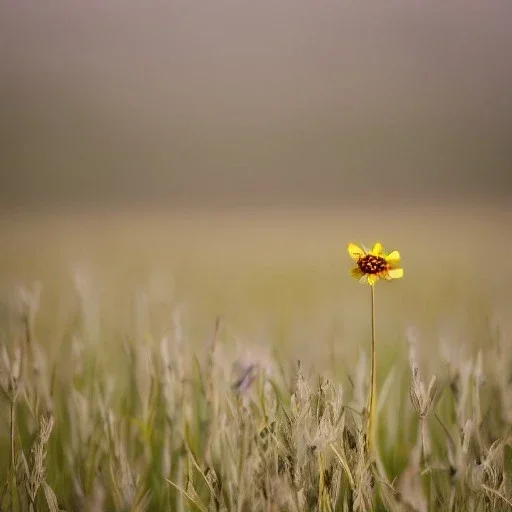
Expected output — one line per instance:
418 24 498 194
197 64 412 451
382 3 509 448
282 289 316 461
1 0 512 212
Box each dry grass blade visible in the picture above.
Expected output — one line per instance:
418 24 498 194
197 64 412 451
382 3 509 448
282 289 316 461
165 479 208 512
330 443 355 489
42 481 61 512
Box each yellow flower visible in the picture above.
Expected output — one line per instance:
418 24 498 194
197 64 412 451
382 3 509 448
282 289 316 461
348 242 403 286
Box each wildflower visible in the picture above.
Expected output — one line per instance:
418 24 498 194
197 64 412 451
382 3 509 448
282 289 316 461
348 242 403 286
347 241 404 456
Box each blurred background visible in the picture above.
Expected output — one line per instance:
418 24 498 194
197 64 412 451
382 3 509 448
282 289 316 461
1 1 511 365
1 0 512 211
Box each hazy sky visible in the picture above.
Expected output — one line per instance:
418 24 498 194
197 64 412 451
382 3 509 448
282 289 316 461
1 1 512 210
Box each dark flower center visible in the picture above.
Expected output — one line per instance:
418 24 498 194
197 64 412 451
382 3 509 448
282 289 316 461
358 254 388 275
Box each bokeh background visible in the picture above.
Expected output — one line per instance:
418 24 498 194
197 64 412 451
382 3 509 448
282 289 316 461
2 0 512 210
1 1 512 366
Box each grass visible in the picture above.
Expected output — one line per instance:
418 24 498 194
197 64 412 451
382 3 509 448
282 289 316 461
0 207 512 511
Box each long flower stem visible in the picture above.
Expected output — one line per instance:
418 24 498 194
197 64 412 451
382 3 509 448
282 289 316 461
10 399 15 469
10 398 16 512
367 285 376 455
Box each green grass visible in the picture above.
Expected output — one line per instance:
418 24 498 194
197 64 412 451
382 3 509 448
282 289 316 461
0 207 512 511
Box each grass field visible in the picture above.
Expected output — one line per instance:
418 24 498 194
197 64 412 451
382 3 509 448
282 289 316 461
1 206 512 511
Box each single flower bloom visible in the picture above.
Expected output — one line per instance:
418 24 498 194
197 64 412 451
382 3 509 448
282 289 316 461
348 242 403 286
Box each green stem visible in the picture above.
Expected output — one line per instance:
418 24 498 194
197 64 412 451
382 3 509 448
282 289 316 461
367 285 376 455
10 398 15 512
10 399 15 470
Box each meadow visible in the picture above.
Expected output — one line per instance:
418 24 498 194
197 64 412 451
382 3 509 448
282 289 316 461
0 206 511 511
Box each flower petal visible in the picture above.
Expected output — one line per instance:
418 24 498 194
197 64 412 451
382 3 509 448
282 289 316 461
348 243 365 261
371 242 383 256
386 250 400 264
350 267 364 279
367 274 377 286
387 268 403 280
